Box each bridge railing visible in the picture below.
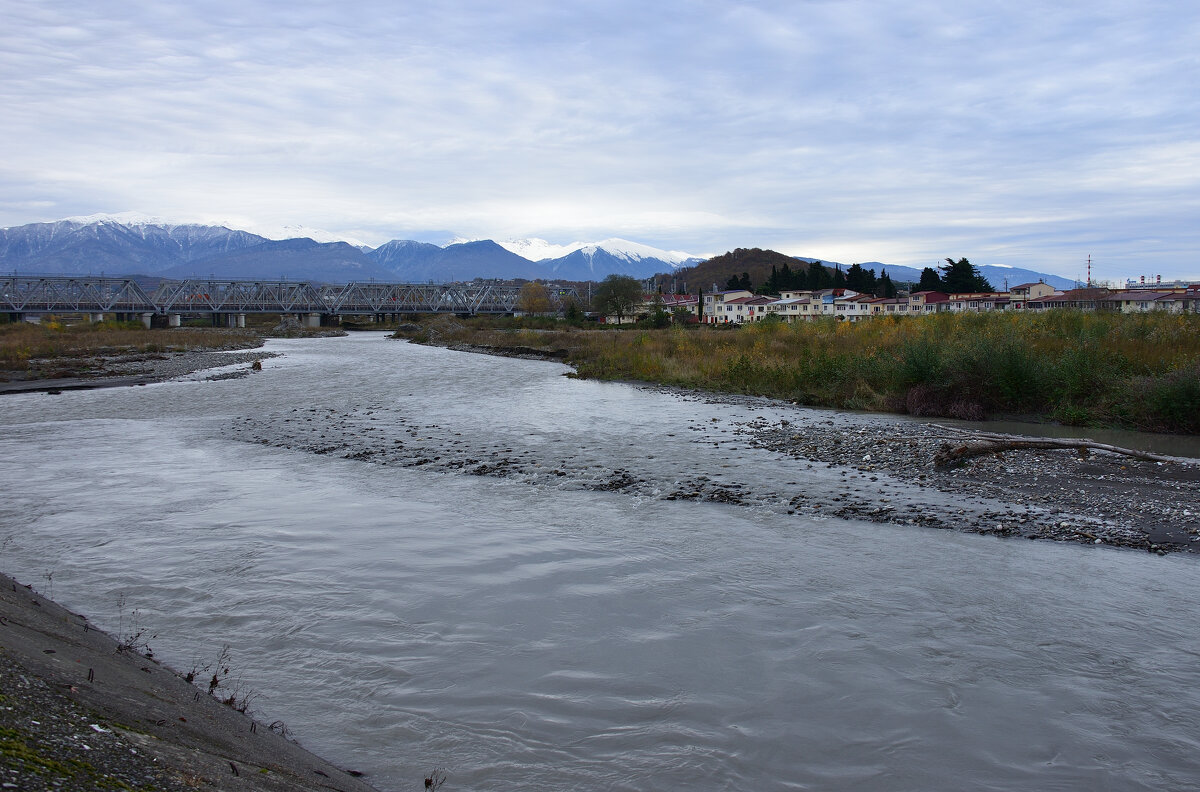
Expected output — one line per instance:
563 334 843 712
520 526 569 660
1 276 156 313
3 276 579 316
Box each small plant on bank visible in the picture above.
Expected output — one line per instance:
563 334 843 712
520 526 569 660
0 533 14 567
268 720 293 740
114 593 156 658
185 644 265 716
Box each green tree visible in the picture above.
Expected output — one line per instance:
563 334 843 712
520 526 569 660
642 294 671 328
917 267 944 292
845 263 879 294
562 297 585 325
592 274 644 322
878 270 897 298
940 258 994 293
807 263 832 290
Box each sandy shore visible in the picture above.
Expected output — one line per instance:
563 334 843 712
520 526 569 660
0 572 383 791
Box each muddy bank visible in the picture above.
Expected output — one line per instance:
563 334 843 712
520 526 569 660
0 349 279 395
0 572 382 791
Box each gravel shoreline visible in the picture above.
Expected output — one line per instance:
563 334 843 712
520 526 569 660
737 410 1199 553
399 338 1200 555
0 349 279 394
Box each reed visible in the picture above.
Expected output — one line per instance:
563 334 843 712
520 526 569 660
399 312 1200 433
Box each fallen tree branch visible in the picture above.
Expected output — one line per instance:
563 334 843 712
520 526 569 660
929 424 1191 468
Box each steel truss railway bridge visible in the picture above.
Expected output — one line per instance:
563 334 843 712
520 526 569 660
2 276 577 327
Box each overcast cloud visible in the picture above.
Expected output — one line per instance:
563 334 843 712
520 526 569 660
2 0 1197 280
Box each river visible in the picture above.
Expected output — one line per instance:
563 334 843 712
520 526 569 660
1 333 1198 791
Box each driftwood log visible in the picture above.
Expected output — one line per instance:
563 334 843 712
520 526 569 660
930 425 1191 469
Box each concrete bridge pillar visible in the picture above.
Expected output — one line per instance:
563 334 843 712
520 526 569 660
89 313 105 323
140 312 154 329
226 313 245 328
168 314 181 327
306 312 321 328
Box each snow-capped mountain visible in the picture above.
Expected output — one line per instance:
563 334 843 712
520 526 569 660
0 216 1078 288
490 238 579 262
568 238 699 265
65 212 373 248
0 217 267 275
491 237 700 266
465 237 700 280
235 223 373 249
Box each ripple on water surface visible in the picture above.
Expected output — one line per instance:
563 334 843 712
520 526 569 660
1 334 1199 791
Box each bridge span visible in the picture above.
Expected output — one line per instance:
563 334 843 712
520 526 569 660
2 276 576 327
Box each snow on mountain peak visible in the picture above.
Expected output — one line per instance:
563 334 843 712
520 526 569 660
64 211 179 227
488 237 699 264
59 213 372 247
575 238 698 264
494 238 579 261
237 223 371 248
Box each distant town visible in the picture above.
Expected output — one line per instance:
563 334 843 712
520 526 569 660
600 279 1200 325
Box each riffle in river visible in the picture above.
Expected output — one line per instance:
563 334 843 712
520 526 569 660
2 333 1198 791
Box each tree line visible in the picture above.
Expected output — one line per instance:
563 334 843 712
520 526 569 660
530 256 996 319
727 260 898 298
729 257 992 297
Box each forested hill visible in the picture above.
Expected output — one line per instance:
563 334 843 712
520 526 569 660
663 248 822 293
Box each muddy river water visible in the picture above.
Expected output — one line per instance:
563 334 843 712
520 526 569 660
2 333 1198 790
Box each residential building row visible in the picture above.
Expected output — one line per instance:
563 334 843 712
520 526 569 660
697 282 1200 324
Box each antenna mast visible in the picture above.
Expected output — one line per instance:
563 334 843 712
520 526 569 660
1087 254 1092 287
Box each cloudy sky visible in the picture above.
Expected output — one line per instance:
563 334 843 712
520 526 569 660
2 1 1197 281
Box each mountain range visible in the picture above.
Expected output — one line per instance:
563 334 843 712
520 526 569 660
0 218 702 283
0 216 1076 290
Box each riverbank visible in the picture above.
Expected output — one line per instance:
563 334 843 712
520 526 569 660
0 318 354 394
734 406 1198 552
0 349 281 394
393 312 1200 434
377 330 1200 554
0 572 383 791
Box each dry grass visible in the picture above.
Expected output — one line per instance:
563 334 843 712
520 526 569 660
0 318 259 370
400 312 1200 433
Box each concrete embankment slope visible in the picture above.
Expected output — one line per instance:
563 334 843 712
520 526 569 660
0 573 383 791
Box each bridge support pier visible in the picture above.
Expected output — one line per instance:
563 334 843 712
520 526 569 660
306 312 321 328
168 314 181 327
88 313 105 323
140 312 154 329
226 313 245 328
